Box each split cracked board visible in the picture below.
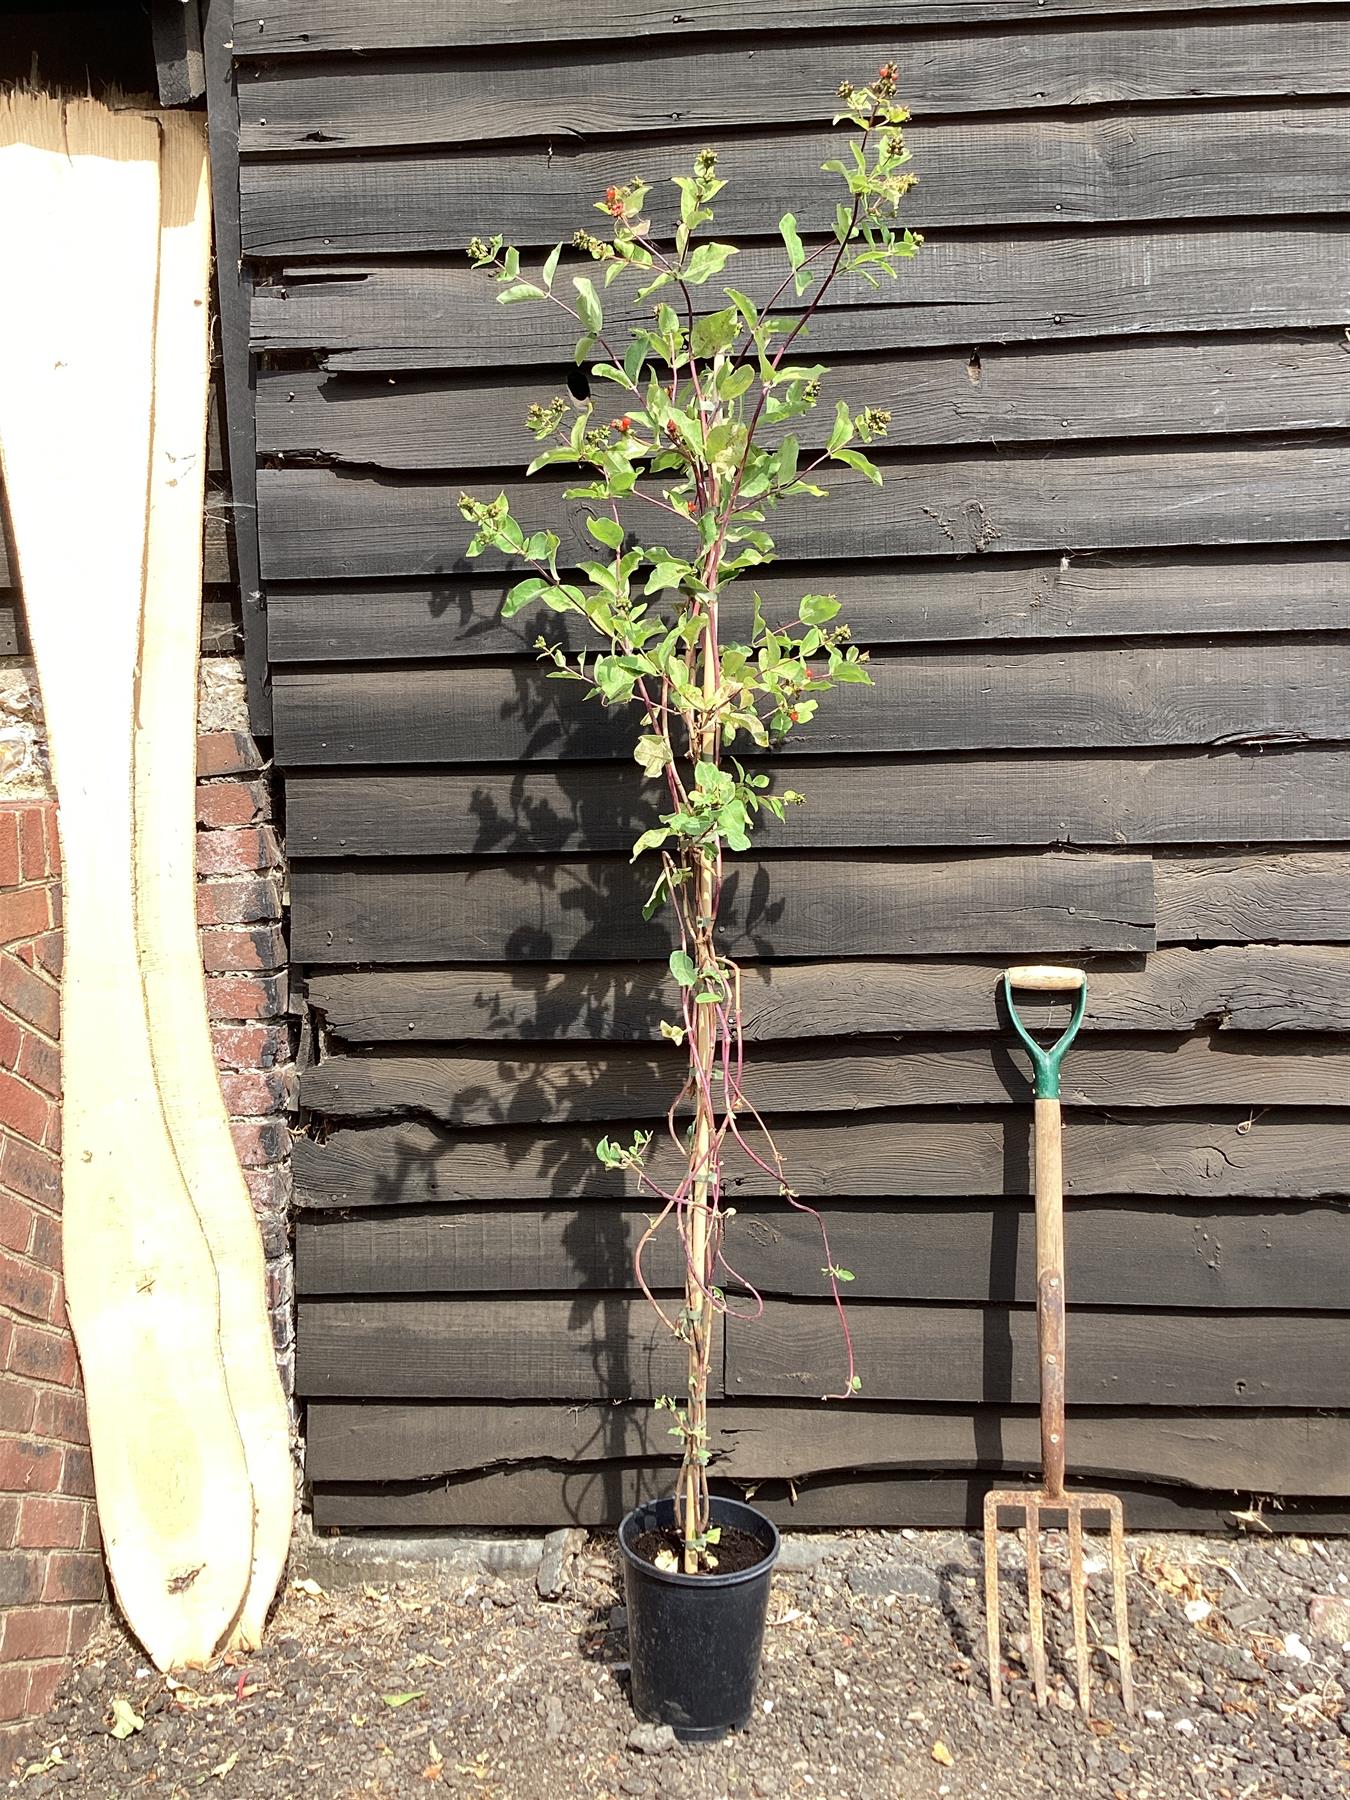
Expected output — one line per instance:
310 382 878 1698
256 332 1350 469
287 851 1156 962
294 1293 1349 1407
284 749 1350 855
294 1199 1350 1311
255 444 1350 581
249 226 1350 368
236 13 1350 149
239 104 1350 254
264 549 1350 661
291 1108 1350 1207
303 1401 1350 1496
300 1034 1350 1127
308 1467 1350 1534
304 946 1350 1043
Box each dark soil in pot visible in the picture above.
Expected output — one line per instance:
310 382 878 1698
631 1523 770 1577
618 1495 780 1743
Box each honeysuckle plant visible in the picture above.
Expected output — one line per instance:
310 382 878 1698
461 67 921 1575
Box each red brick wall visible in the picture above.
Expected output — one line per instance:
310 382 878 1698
0 734 295 1766
0 799 99 1754
197 730 298 1402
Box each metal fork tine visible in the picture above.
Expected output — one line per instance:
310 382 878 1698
1024 1499 1048 1709
983 1491 1005 1706
1108 1499 1136 1715
1067 1503 1091 1713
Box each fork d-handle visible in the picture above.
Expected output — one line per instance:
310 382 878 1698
1004 966 1088 1505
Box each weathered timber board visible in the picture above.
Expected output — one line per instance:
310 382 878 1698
238 17 1350 149
257 334 1350 470
305 946 1350 1044
264 549 1350 663
296 1294 1346 1405
239 106 1350 255
287 852 1155 963
300 1035 1350 1127
1156 853 1350 944
272 646 1350 768
1 488 231 588
0 591 240 659
249 228 1350 368
256 445 1350 581
308 1467 1350 1533
303 1400 1350 1494
295 1199 1350 1310
233 0 1350 55
296 1296 721 1400
284 750 1350 856
726 1300 1348 1406
291 1109 1347 1208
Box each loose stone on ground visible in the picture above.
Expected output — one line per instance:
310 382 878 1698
6 1529 1348 1798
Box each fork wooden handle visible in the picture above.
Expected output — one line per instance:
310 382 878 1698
1035 1095 1068 1502
1006 965 1087 993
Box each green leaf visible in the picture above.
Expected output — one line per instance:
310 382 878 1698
690 306 738 359
502 577 548 618
779 211 805 269
631 826 670 862
833 446 882 486
827 399 854 455
634 734 672 778
717 362 755 402
724 288 760 330
623 337 648 386
573 275 603 336
541 243 562 289
496 282 545 305
669 950 697 988
381 1693 425 1709
798 593 841 625
683 242 738 285
586 515 625 550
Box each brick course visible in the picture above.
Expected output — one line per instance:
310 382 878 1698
1 735 295 1768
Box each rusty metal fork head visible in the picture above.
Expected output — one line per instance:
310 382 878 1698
983 1488 1134 1717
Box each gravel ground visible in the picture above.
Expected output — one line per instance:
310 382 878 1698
6 1528 1349 1799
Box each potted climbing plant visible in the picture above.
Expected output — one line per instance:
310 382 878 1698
461 67 919 1740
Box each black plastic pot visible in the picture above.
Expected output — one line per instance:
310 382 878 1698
618 1495 780 1742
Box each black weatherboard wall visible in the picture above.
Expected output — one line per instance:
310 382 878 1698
221 0 1350 1530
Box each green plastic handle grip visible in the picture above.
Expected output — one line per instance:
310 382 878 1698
1003 969 1088 1100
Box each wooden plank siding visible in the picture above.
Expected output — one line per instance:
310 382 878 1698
222 1 1350 1528
233 0 1350 56
251 227 1350 369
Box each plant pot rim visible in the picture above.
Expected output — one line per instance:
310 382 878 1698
618 1495 781 1592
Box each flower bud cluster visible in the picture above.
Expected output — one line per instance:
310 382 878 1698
526 397 567 440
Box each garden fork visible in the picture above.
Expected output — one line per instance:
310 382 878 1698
983 965 1135 1717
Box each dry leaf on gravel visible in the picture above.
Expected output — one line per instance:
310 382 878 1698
931 1740 954 1766
108 1699 143 1740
